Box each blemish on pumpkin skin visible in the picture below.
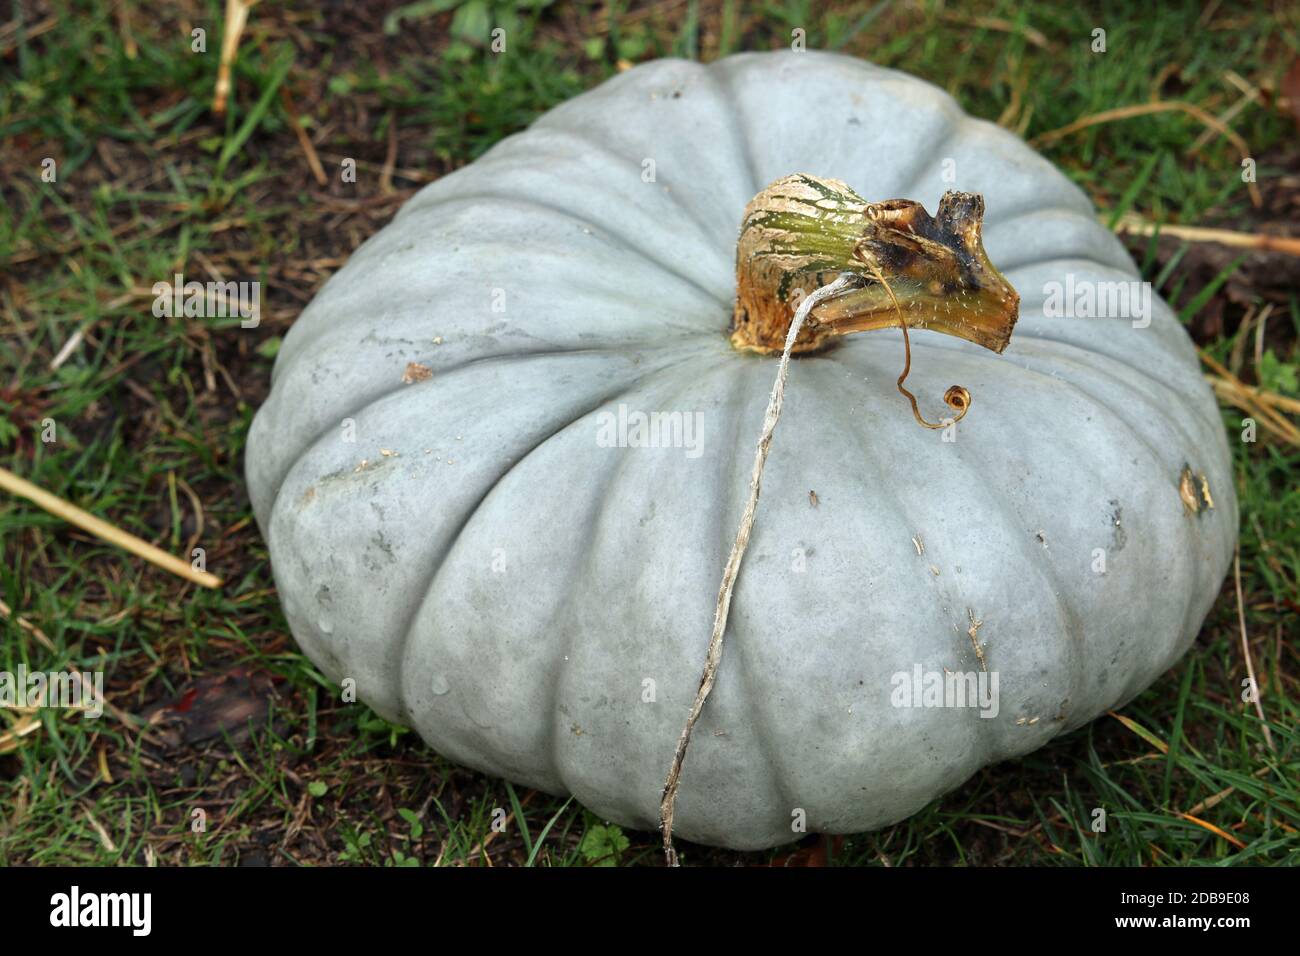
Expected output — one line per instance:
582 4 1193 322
1199 474 1215 510
401 361 432 384
1178 464 1215 516
1108 499 1127 552
314 455 398 489
965 609 988 673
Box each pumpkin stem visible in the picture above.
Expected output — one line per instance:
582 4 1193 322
731 174 1020 357
856 251 972 429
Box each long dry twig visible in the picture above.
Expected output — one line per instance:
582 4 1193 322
1114 214 1300 258
0 466 222 589
658 275 857 867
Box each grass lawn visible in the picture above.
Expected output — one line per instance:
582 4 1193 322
1 0 1297 866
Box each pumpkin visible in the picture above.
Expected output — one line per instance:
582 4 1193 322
246 50 1236 852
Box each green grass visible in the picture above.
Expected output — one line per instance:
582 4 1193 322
1 0 1297 866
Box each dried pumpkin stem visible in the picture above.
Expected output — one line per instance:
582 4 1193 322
857 253 972 429
659 274 858 867
731 174 1019 357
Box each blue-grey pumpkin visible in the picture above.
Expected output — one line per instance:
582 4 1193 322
246 51 1236 850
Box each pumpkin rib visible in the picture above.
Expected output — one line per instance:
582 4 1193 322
997 340 1214 464
796 363 1000 802
1001 328 1213 435
404 118 738 252
824 355 1086 661
712 53 963 203
1003 321 1216 437
821 335 1216 717
558 61 762 238
388 350 723 735
547 358 792 839
399 190 730 309
891 393 1090 740
936 121 1097 225
732 380 990 836
703 361 792 831
268 198 728 380
893 121 973 205
506 122 734 263
736 349 992 831
985 210 1133 272
267 266 720 398
254 341 711 525
704 59 762 198
1004 304 1204 403
940 348 1231 697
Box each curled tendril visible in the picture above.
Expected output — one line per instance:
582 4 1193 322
858 257 973 430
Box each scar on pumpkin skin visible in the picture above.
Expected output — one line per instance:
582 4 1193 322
966 609 988 673
1179 464 1215 516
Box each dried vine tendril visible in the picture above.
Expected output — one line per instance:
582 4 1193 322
856 249 973 429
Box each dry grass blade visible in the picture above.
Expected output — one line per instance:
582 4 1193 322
213 0 260 116
1189 75 1261 154
1206 379 1300 417
280 84 328 186
0 14 57 54
939 12 1053 50
1107 711 1170 754
0 466 223 589
1034 100 1262 207
380 111 399 195
1179 812 1247 849
115 0 137 59
0 598 57 652
1234 551 1275 753
0 711 43 755
1199 349 1300 446
1207 379 1300 445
